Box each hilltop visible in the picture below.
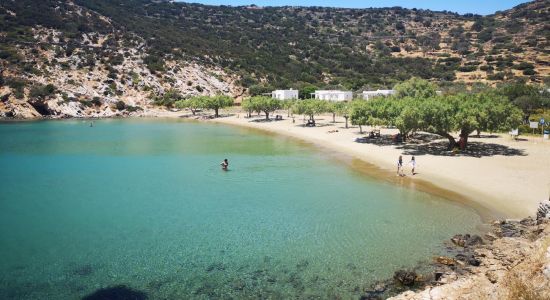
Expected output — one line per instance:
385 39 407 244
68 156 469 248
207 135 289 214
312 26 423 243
0 0 548 118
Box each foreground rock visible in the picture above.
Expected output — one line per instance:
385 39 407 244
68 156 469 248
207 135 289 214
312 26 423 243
390 211 550 300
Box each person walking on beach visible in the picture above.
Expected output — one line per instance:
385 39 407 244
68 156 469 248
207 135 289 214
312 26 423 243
409 156 416 175
221 158 229 171
397 155 404 176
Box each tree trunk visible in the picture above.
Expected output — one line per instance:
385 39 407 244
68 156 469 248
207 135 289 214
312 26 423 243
214 108 219 118
459 129 471 150
332 113 336 123
265 111 269 120
359 125 363 134
439 132 457 150
191 109 196 116
344 116 349 129
476 129 480 137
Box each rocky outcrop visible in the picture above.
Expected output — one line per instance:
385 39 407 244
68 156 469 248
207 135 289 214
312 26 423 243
389 215 550 300
0 26 245 120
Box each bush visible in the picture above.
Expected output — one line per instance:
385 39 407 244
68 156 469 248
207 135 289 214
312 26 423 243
152 89 181 108
523 69 536 75
29 84 56 99
458 65 477 72
91 97 102 106
488 72 505 80
143 54 164 72
126 105 142 112
115 100 126 110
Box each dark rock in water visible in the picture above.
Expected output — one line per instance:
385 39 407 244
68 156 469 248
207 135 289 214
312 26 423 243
364 281 387 295
393 270 418 286
205 262 225 272
455 253 481 266
434 256 456 266
296 260 309 270
287 272 304 291
72 264 93 276
82 285 147 300
346 262 357 270
451 234 466 247
434 271 444 282
373 282 386 293
465 235 483 246
499 221 523 237
231 279 246 291
360 294 382 300
451 234 483 247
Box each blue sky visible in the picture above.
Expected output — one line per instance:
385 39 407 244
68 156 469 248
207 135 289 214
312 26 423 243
182 0 529 15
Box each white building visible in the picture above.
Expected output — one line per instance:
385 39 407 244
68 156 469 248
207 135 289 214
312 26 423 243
272 89 299 100
313 90 353 102
362 89 396 100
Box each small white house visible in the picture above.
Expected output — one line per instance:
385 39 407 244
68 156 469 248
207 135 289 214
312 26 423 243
272 89 299 100
362 89 396 100
313 90 353 102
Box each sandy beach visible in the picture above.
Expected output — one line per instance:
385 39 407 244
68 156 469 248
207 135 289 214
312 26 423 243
187 110 550 219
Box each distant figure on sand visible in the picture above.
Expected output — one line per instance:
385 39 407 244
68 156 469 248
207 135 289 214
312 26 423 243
397 155 404 176
409 156 416 175
221 159 229 171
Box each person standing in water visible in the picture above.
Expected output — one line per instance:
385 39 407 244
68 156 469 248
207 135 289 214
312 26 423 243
409 156 416 175
397 155 404 176
221 159 229 171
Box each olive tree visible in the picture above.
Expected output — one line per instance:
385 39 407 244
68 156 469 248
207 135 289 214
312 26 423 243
350 100 370 134
334 101 351 128
419 93 522 149
256 96 282 120
292 99 328 123
202 95 234 118
241 96 261 118
175 96 204 115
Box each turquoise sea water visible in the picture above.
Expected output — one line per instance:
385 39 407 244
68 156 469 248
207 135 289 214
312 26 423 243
0 119 482 299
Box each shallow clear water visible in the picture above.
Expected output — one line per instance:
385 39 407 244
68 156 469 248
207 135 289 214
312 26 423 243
0 118 482 299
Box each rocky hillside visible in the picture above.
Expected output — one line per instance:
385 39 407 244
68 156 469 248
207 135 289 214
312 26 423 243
0 0 548 118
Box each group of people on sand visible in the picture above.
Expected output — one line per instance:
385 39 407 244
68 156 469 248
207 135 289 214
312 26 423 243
397 155 416 177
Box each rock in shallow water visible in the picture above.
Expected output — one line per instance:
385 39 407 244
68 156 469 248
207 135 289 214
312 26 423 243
393 270 418 286
435 256 456 266
82 285 147 300
451 234 484 247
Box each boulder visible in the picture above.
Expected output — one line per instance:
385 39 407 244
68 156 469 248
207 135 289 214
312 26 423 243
435 256 456 266
485 270 503 283
455 253 481 266
393 270 418 286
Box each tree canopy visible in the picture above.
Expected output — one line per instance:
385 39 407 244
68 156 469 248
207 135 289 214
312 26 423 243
292 99 328 122
175 95 234 117
351 91 522 149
